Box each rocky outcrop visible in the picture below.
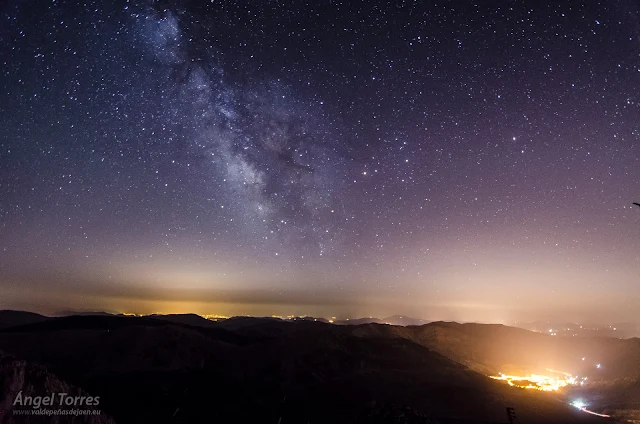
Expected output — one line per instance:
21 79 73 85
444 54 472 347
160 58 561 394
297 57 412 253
0 351 115 424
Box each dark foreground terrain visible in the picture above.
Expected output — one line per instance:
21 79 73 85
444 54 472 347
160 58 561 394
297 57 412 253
0 311 633 423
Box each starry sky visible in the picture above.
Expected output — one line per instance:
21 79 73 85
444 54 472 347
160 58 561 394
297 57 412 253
1 0 639 322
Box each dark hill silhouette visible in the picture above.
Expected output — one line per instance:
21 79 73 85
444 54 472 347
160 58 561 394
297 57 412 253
335 317 386 325
334 315 429 326
349 321 640 382
0 310 49 329
0 314 619 423
216 315 313 337
0 314 168 333
350 320 640 420
147 313 221 328
55 310 117 317
383 315 429 326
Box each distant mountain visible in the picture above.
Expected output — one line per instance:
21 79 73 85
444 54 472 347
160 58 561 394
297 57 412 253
352 321 640 379
350 320 640 420
55 310 117 317
290 316 330 323
147 313 221 328
515 320 640 338
383 315 430 326
334 317 385 325
216 315 296 336
0 310 49 329
53 311 226 329
334 315 429 326
0 313 615 423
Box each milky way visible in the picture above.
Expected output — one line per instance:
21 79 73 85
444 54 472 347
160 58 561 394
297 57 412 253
134 5 346 254
1 0 639 321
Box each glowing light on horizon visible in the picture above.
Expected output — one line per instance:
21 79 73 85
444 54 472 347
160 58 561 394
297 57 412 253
202 314 229 320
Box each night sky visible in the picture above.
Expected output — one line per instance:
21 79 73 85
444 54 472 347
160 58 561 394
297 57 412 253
1 0 639 322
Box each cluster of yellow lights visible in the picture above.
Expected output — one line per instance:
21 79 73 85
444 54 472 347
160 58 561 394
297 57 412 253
490 371 579 391
202 314 229 320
